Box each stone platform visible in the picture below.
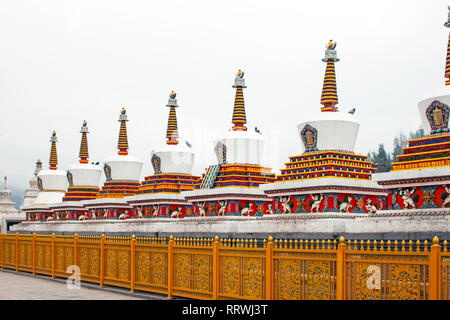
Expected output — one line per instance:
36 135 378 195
10 209 450 241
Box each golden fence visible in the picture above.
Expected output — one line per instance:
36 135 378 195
0 233 449 300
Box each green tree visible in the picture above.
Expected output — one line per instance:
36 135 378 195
368 144 392 172
393 132 407 162
368 126 424 173
409 126 424 140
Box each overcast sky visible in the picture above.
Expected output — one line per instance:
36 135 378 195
0 0 449 192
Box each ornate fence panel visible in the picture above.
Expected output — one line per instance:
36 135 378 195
103 236 132 290
345 240 430 300
2 234 17 270
134 237 169 296
17 234 33 273
1 233 450 300
440 241 450 300
54 235 74 279
54 236 74 278
272 239 337 300
76 235 101 284
218 239 266 300
172 238 214 300
35 235 52 276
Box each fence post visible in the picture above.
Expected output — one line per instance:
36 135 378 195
336 236 346 300
266 236 274 300
100 234 105 287
51 233 55 278
0 233 4 270
15 232 19 272
429 236 441 300
212 236 220 300
32 233 36 275
73 234 78 270
130 235 136 293
167 235 174 299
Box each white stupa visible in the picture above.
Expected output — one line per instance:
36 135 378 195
97 107 143 198
32 131 67 205
21 159 42 207
151 91 195 175
62 120 102 201
261 40 384 215
296 40 359 154
0 176 24 233
373 7 450 186
416 6 450 136
183 70 276 217
213 70 265 165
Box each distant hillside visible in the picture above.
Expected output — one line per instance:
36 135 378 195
9 187 24 209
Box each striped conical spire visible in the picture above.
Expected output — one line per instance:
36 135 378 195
79 120 89 164
320 40 339 112
166 91 179 145
117 107 129 155
444 7 450 85
49 131 58 170
232 69 247 131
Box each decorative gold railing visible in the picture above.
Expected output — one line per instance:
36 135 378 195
0 233 448 300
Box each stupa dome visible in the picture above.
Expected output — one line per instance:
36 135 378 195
104 154 143 181
297 111 359 153
152 143 194 174
417 86 450 135
214 129 265 165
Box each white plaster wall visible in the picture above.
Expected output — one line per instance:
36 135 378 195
0 211 26 233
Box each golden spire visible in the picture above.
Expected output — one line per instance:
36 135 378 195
166 91 179 145
49 130 58 170
79 120 89 164
445 34 450 85
320 40 339 112
232 69 247 131
117 107 129 155
3 176 6 190
444 6 450 85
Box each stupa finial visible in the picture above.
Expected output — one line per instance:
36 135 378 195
117 107 129 155
231 69 247 131
444 6 450 85
49 130 58 170
320 39 339 112
34 159 42 176
79 120 89 163
166 91 179 145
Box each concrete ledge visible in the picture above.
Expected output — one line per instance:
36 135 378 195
10 214 450 241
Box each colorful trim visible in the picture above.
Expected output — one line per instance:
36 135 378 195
49 131 58 170
320 59 338 111
166 106 179 145
117 108 129 155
